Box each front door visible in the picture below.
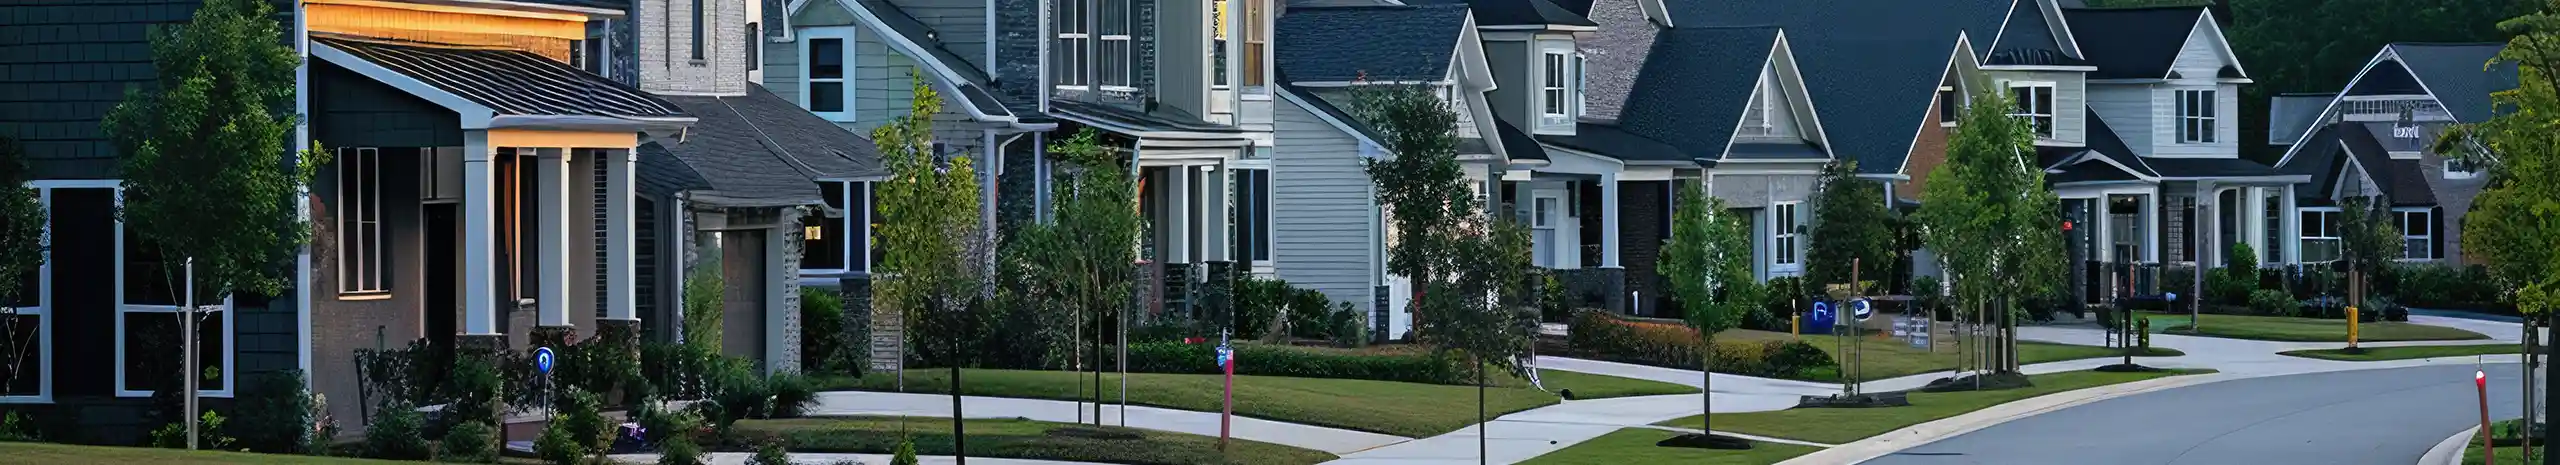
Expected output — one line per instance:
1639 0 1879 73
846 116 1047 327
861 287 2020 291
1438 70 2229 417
1532 194 1561 267
719 231 768 369
424 203 458 372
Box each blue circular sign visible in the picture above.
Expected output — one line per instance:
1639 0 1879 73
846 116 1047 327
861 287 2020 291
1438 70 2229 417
1806 301 1837 334
534 347 556 374
1852 299 1874 321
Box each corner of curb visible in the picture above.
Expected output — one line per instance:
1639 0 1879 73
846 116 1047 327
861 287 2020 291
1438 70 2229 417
2418 426 2480 465
1770 372 2235 465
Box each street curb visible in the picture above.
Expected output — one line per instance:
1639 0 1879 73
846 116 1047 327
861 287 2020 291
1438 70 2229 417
2419 426 2479 465
1773 372 2237 465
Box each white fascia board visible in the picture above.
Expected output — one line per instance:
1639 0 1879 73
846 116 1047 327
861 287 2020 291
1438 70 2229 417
1981 65 2099 71
1292 80 1457 87
1276 88 1384 149
312 41 499 129
1901 34 1980 177
2276 48 2396 167
1457 14 1497 92
2196 11 2250 79
2039 0 2086 58
1770 32 1836 160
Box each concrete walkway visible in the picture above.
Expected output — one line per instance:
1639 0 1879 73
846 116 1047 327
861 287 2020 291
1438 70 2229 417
802 391 1408 455
610 452 1113 465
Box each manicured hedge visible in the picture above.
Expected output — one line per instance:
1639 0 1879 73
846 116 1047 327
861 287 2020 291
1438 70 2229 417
1123 342 1471 386
1565 310 1838 380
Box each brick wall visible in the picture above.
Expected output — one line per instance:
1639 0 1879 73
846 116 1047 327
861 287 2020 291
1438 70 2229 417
1617 180 1667 317
1897 97 1951 200
635 0 751 95
991 0 1043 104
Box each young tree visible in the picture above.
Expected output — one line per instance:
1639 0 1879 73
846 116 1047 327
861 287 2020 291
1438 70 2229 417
1016 128 1143 423
1916 90 2066 374
101 0 323 448
0 138 44 398
873 73 990 462
1656 182 1759 443
2434 7 2560 459
1807 161 1895 292
2334 196 2402 290
1354 83 1535 464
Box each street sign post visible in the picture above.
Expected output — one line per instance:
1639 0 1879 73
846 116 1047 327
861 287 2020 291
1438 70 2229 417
535 346 556 422
1852 299 1873 322
1217 331 1235 452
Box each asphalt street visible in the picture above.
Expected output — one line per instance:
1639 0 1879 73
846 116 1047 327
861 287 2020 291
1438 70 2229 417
1862 363 2529 465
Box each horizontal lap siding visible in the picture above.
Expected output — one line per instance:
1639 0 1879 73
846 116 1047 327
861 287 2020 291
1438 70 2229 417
1272 101 1373 307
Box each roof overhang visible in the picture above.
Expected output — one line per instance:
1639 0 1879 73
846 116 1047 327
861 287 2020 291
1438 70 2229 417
1275 87 1384 150
802 0 1026 126
1478 24 1601 32
312 40 694 134
2278 47 2402 167
2157 175 2311 183
1981 64 2098 71
314 0 620 19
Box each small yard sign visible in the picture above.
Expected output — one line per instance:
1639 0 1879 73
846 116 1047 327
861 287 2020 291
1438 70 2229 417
534 347 556 374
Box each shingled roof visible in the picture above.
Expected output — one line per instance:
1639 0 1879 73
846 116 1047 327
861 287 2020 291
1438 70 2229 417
639 85 882 208
1404 0 1595 27
1275 4 1471 83
2062 6 2209 80
1609 27 1779 163
2382 43 2516 122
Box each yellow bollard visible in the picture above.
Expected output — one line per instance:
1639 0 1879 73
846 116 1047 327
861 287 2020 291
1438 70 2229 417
1792 314 1801 340
2347 306 2360 348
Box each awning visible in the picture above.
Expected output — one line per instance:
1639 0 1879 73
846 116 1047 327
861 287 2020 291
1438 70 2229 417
311 34 693 132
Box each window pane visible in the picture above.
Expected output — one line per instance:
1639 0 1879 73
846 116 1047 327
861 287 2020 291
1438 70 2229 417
811 83 844 112
866 184 886 270
124 228 175 307
2034 87 2053 114
0 314 35 396
811 39 844 79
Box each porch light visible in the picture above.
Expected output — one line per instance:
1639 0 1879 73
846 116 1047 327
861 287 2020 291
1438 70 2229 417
805 225 825 241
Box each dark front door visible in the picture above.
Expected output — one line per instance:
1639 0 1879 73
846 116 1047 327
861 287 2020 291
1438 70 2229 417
720 231 767 369
424 203 458 356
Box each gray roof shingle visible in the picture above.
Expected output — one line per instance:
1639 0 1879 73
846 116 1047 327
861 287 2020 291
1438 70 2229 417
639 84 883 208
315 35 688 121
1275 4 1470 83
1406 0 1597 27
1613 27 1778 163
2283 122 2435 206
1577 0 1660 122
1988 0 2080 65
2268 92 2333 146
2061 6 2208 80
2384 43 2516 122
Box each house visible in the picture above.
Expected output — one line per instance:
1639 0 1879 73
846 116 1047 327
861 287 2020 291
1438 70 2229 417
2272 43 2512 266
1270 0 1519 339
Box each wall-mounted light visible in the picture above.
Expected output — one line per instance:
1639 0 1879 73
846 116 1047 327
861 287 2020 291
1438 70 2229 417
805 224 824 241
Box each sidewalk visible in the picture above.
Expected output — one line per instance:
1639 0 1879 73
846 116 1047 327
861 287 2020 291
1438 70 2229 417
610 452 1114 465
803 391 1409 455
1318 394 1706 465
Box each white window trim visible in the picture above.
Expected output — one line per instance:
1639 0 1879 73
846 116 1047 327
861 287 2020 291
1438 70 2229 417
1231 164 1276 269
2177 89 2218 144
0 185 57 404
1938 86 1960 128
1771 201 1802 275
112 187 235 399
337 147 388 297
799 26 856 122
2395 207 2433 261
1573 52 1587 117
2297 206 2342 263
1539 51 1570 124
799 181 881 284
2008 81 2056 140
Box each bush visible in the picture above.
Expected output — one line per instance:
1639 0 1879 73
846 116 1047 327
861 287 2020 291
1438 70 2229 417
1122 341 1468 385
641 342 725 400
149 410 236 450
365 400 431 460
1285 287 1339 340
2207 271 2255 306
747 438 791 465
656 433 704 465
769 371 815 418
1235 276 1291 339
705 361 772 429
1328 303 1369 348
2249 289 2297 317
1707 340 1837 380
1567 309 1701 368
447 354 505 428
555 387 609 462
1541 273 1571 323
0 411 35 442
438 420 496 464
891 439 920 465
635 399 705 448
233 369 315 454
535 421 587 465
801 287 848 374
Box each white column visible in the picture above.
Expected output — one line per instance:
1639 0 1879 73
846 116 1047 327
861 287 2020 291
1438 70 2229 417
1168 166 1191 264
604 149 638 321
2282 185 2300 264
1600 172 1621 268
1204 164 1230 262
2197 183 2216 267
2243 187 2266 263
2143 192 2161 263
462 133 499 336
2095 197 2115 264
535 148 571 328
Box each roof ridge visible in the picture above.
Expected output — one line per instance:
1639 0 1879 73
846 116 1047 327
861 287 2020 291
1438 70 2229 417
2390 42 2506 48
2061 5 2205 12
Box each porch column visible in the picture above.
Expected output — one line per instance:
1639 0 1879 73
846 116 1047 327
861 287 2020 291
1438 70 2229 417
534 148 572 329
1600 172 1621 268
462 133 499 338
1204 164 1230 262
2281 185 2300 264
2197 182 2216 267
2143 192 2160 263
2095 197 2114 264
1168 166 1192 264
604 149 638 322
2243 187 2266 264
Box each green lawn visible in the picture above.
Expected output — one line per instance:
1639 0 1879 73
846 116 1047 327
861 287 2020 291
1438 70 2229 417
1720 329 2181 382
2280 344 2522 361
0 442 416 464
2460 419 2543 465
817 368 1688 437
1659 369 2211 445
736 416 1336 465
2161 314 2489 342
1517 428 1821 465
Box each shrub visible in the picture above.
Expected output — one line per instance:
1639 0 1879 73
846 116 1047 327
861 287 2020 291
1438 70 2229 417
635 399 705 447
534 421 587 465
891 439 920 465
438 420 496 464
0 411 34 442
1762 341 1832 376
556 387 609 462
747 438 791 465
1567 309 1701 368
769 371 815 418
1707 341 1837 380
1541 273 1571 323
365 400 431 460
641 342 725 400
1122 341 1468 384
149 410 236 450
233 369 314 453
2248 289 2297 317
446 352 505 427
1328 303 1369 348
705 361 773 429
656 432 704 465
801 287 848 374
684 262 727 352
2207 271 2254 306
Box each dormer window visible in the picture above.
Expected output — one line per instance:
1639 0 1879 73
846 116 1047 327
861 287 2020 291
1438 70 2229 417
2009 82 2055 139
1542 53 1568 117
1057 0 1134 90
2178 89 2218 143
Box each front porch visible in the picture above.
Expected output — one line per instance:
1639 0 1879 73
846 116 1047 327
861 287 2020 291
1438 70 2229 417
2058 179 2305 305
1047 103 1262 321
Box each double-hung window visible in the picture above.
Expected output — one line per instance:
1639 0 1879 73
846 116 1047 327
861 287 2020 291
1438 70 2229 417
338 147 387 295
1243 0 1267 94
120 214 232 398
2009 83 2055 139
1541 53 1569 119
1233 168 1272 265
1097 0 1131 88
2398 208 2434 260
1055 0 1088 87
800 181 881 275
1056 0 1130 89
1772 202 1802 274
801 27 854 121
2298 208 2342 263
2178 89 2217 143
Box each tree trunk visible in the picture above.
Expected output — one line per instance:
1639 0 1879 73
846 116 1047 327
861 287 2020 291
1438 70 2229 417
1700 342 1713 433
1476 360 1487 465
2543 312 2556 463
953 327 968 465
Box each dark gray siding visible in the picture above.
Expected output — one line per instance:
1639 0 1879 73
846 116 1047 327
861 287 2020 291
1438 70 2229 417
0 0 205 180
311 62 465 148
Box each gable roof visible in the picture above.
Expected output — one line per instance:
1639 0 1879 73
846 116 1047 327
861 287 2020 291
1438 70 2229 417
798 0 1046 125
2047 109 2159 183
640 84 883 208
1987 0 2085 66
1612 27 1782 162
312 35 693 130
2061 6 2208 80
2284 122 2435 205
1405 0 1597 27
2383 43 2517 122
1577 0 1663 122
1275 4 1472 83
1665 0 2013 175
2268 92 2333 147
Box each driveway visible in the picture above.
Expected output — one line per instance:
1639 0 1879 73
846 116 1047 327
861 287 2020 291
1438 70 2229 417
1858 363 2525 465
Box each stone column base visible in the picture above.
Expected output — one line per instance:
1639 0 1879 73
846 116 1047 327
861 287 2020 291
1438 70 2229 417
530 325 578 349
457 333 509 352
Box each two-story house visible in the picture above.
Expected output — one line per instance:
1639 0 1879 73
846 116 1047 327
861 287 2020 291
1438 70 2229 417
2048 5 2300 303
2273 43 2511 266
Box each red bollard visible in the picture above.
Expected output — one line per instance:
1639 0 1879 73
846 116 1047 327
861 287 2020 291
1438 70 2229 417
2480 370 2494 465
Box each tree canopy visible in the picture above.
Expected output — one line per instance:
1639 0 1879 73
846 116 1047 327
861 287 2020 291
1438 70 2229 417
1917 90 2066 372
874 73 989 363
2436 1 2560 315
1806 162 1895 290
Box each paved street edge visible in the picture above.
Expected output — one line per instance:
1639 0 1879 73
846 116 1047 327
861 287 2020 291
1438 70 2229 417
1773 373 2239 465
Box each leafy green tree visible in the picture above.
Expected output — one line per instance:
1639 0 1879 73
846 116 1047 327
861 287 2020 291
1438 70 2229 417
1807 161 1895 291
101 0 324 448
873 73 989 461
1015 128 1143 423
1917 90 2065 374
1656 182 1759 434
0 138 44 397
2432 5 2560 459
2334 196 2402 290
1354 83 1534 464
